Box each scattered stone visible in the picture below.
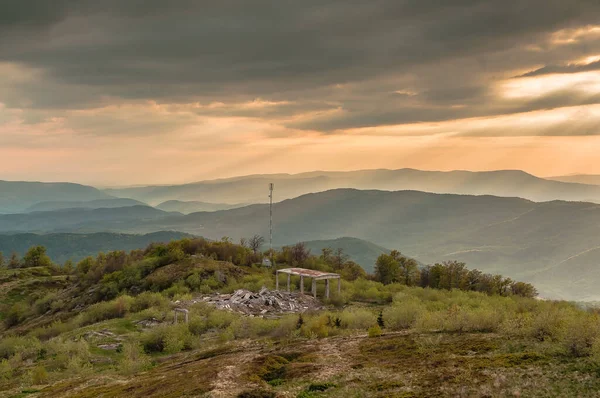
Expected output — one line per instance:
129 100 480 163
97 343 121 350
83 329 122 341
196 287 322 316
136 317 162 328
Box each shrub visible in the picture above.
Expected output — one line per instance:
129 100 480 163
0 336 41 360
131 292 170 313
30 366 48 385
529 307 566 341
119 342 152 375
562 314 600 357
339 308 377 330
80 295 134 325
45 339 91 371
4 302 29 327
0 359 12 380
383 300 424 330
31 321 72 341
141 324 194 354
368 324 382 338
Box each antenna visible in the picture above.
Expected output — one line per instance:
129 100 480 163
269 183 274 254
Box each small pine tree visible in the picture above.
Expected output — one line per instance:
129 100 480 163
377 310 385 328
296 314 304 330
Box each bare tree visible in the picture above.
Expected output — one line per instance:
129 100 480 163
290 242 311 266
239 237 248 248
248 234 265 254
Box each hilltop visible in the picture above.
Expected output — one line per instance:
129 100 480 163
0 238 599 397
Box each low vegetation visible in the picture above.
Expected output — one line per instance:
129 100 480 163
0 237 598 396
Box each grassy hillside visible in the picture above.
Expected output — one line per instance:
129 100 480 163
0 232 192 264
299 237 391 273
0 181 113 214
25 198 147 213
0 239 599 397
104 168 600 204
156 200 245 214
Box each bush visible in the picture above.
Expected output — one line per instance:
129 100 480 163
339 308 377 330
4 302 29 327
30 366 48 385
383 299 424 330
141 324 194 354
45 339 91 371
80 295 134 325
31 321 72 341
0 359 12 380
529 307 566 342
368 324 382 338
131 292 170 313
562 314 600 357
0 336 41 360
119 342 152 375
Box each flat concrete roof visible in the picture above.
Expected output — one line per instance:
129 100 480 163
277 267 340 280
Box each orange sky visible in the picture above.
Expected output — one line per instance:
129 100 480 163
1 5 600 185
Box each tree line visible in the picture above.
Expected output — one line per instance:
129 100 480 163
373 250 537 298
0 237 538 299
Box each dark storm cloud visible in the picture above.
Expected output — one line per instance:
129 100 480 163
2 0 600 133
517 61 600 77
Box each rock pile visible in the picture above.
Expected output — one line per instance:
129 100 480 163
197 287 321 317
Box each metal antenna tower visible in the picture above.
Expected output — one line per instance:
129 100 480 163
269 183 274 254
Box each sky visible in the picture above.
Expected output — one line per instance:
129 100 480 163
1 1 600 185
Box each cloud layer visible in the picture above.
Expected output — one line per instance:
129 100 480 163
2 1 600 183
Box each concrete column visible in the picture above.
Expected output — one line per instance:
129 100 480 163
275 271 279 290
312 278 317 298
337 277 341 293
326 279 330 299
300 276 304 294
287 274 291 292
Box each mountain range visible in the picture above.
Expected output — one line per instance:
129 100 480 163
104 169 600 205
0 181 111 213
548 174 600 186
0 188 598 300
156 200 245 214
0 231 191 264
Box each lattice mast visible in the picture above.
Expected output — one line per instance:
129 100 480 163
269 183 274 254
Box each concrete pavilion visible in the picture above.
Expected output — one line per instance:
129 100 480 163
275 268 341 299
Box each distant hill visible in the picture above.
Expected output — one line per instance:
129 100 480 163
4 189 600 300
0 206 176 233
0 231 193 263
548 174 600 186
156 200 245 214
299 237 391 273
0 181 113 213
122 189 600 301
25 198 147 212
104 169 600 205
